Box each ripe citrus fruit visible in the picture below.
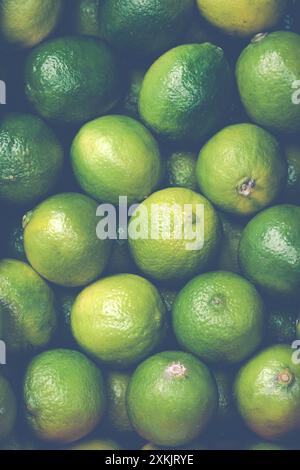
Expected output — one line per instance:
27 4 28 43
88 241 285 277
128 187 222 283
24 349 106 443
234 344 300 440
236 31 300 134
0 259 57 352
23 193 112 287
99 0 194 58
71 115 162 205
139 43 233 146
166 151 197 191
284 141 300 202
106 371 133 433
0 0 63 47
217 214 245 273
0 375 17 441
71 274 166 368
196 123 287 216
127 351 218 447
25 36 121 124
72 0 102 37
196 0 288 37
0 113 64 206
173 271 265 364
239 204 300 297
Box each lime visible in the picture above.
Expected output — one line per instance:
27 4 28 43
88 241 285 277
173 271 265 364
25 36 121 124
266 301 298 344
71 115 162 205
239 205 300 297
217 214 245 274
99 0 194 58
196 123 287 216
71 274 166 368
24 349 106 443
23 193 112 287
0 375 17 441
234 344 300 440
71 0 102 37
196 0 288 37
142 441 206 451
0 0 63 47
106 371 133 433
166 151 197 191
236 31 300 134
284 141 300 202
67 438 121 450
139 43 233 146
128 188 222 283
0 259 57 353
0 113 64 206
127 351 218 447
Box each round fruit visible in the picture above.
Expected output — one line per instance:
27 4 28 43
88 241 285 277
173 271 265 364
236 31 300 134
72 0 102 36
127 351 217 447
166 151 197 191
217 214 245 274
139 43 233 146
0 259 57 352
239 205 300 297
24 349 106 443
0 0 63 47
68 438 121 450
196 0 288 37
0 375 17 441
196 123 287 216
99 0 194 58
71 115 162 205
0 113 64 206
71 274 166 368
234 345 300 440
128 188 222 283
25 36 121 124
284 141 300 202
106 371 133 433
23 193 112 287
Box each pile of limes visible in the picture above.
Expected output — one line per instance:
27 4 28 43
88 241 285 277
0 0 300 451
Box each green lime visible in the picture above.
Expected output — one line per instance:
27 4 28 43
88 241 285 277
71 0 102 37
99 0 194 58
127 351 218 447
23 193 112 287
0 259 57 353
0 375 17 441
128 188 222 283
284 141 300 202
217 214 245 274
71 115 162 205
166 151 197 191
196 0 288 37
234 344 300 440
239 205 300 297
236 31 300 134
266 301 298 344
106 371 133 433
67 438 121 450
0 0 63 47
173 271 265 364
24 349 106 443
25 36 121 124
139 43 233 146
71 274 166 368
196 123 287 216
0 113 64 206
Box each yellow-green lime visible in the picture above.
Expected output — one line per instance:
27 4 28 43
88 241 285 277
24 349 106 443
0 113 64 206
173 271 265 364
128 188 222 283
236 31 300 134
23 193 112 287
196 123 287 216
127 351 218 447
139 43 233 146
196 0 288 37
71 274 166 368
166 151 197 191
71 115 162 205
0 259 57 353
106 371 133 433
0 375 17 441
